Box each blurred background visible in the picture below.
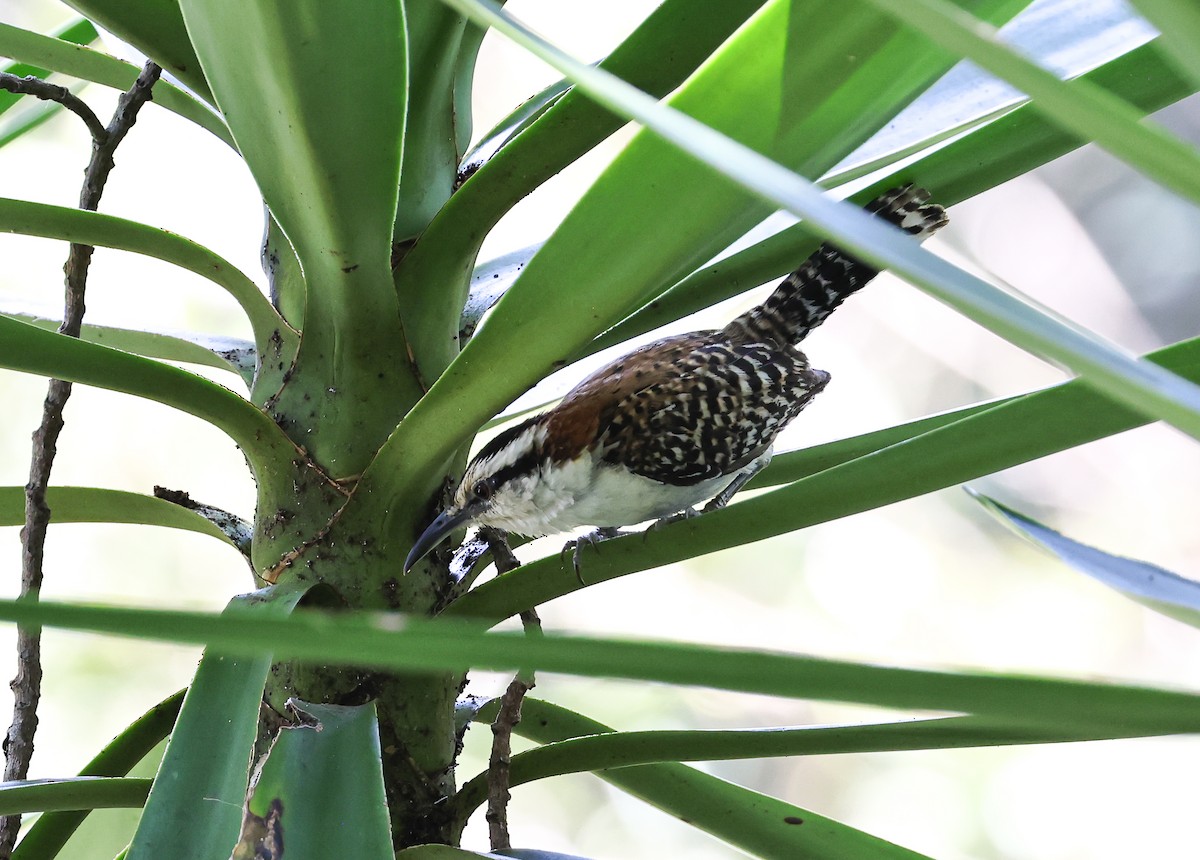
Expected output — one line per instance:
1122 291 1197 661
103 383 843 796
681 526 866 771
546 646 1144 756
1 1 1199 858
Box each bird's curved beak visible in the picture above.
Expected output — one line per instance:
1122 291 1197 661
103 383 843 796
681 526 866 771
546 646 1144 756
404 504 482 572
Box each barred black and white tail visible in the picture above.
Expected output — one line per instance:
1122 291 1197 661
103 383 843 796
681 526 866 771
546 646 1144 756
722 185 948 347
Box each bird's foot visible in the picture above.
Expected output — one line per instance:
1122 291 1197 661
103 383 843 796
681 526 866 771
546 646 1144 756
561 526 624 585
646 507 701 536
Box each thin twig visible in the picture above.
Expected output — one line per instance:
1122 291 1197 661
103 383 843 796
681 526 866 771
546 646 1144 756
0 61 161 860
479 527 542 852
0 73 106 141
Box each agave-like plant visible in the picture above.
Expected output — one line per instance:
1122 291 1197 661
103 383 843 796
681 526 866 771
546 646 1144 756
1 0 1200 858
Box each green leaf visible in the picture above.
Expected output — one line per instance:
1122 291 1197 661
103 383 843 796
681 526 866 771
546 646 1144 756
0 315 294 481
447 337 1200 623
451 14 489 157
458 75 571 172
456 709 1177 820
439 0 1200 451
863 0 1200 205
0 486 243 550
0 197 292 358
0 95 81 149
372 0 1030 546
0 778 150 815
14 691 184 860
461 244 540 343
179 0 421 472
1 307 254 385
2 599 1200 738
396 848 509 859
971 490 1200 628
598 38 1194 355
394 0 768 380
241 701 392 860
128 585 310 860
0 18 98 116
457 701 1200 838
179 0 403 295
1126 0 1200 88
0 21 228 144
499 699 932 860
59 0 213 101
393 3 470 244
754 399 1005 489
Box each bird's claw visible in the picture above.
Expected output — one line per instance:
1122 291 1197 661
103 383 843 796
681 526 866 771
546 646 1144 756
561 527 622 585
646 507 700 538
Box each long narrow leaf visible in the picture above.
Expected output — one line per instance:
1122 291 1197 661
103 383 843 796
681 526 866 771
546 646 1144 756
0 22 229 144
0 19 98 148
2 307 254 384
499 699 933 860
0 486 243 550
436 0 1200 448
0 315 295 479
59 0 212 101
14 691 184 860
598 38 1193 355
457 708 1189 822
1127 0 1200 88
755 399 1007 489
392 5 471 245
0 779 150 815
0 197 292 356
458 75 571 172
394 0 768 379
0 18 98 115
971 491 1200 628
128 585 310 860
863 0 1200 204
0 599 1199 738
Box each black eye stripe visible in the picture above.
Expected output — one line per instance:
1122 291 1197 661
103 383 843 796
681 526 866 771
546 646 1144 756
488 450 542 491
474 415 540 462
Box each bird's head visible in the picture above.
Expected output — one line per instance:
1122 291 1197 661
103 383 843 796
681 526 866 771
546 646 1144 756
404 416 549 571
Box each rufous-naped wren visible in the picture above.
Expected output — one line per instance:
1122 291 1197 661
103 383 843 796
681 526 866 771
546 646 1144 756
405 185 948 571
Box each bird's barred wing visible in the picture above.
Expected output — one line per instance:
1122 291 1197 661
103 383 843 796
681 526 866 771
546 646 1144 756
599 340 828 486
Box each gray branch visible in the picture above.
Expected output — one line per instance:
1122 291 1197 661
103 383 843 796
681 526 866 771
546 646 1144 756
479 527 542 852
1 61 162 859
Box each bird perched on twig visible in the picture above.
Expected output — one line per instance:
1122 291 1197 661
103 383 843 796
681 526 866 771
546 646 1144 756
405 185 948 573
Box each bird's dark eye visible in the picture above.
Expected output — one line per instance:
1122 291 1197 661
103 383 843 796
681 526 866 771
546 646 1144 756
472 479 494 501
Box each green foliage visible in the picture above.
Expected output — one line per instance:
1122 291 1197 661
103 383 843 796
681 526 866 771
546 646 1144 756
1 0 1198 858
972 491 1200 627
242 701 393 860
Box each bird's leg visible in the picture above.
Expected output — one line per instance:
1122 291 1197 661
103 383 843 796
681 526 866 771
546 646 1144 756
645 452 773 538
561 526 625 585
703 450 773 513
647 506 701 533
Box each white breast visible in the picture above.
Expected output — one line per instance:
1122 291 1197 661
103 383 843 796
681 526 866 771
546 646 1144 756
480 449 734 537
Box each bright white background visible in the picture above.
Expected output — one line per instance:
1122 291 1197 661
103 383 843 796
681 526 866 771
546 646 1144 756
1 1 1199 858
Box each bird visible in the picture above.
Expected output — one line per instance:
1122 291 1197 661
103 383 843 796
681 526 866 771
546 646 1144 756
405 185 948 573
